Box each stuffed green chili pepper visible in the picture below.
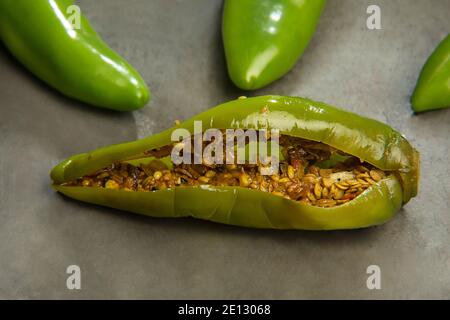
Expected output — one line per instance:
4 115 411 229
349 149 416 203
411 34 450 113
0 0 150 111
222 0 326 90
51 96 419 230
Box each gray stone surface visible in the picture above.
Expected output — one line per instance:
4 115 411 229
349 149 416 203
0 0 449 299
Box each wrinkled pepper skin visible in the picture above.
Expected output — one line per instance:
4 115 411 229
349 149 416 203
0 0 150 111
51 96 419 230
222 0 326 90
411 34 450 113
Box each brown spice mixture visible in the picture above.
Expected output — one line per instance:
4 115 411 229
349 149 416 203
65 135 387 207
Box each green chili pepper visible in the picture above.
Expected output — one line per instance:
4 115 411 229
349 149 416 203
0 0 150 111
411 34 450 113
222 0 326 90
51 96 419 230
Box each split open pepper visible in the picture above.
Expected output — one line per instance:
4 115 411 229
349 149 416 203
0 0 150 111
222 0 326 90
51 96 419 230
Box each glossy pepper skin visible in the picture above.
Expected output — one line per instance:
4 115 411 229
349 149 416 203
51 96 419 230
0 0 150 111
222 0 326 90
411 34 450 113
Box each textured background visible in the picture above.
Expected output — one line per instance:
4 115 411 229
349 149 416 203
0 0 449 299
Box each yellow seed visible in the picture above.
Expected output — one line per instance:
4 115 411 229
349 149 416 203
335 183 349 190
357 178 368 185
299 199 311 206
205 170 216 178
174 119 181 126
319 169 333 177
369 170 383 182
338 181 350 187
316 199 337 207
82 179 91 187
333 189 344 200
307 192 316 202
330 184 336 195
357 173 370 179
314 183 322 198
346 179 359 186
287 165 295 179
322 177 333 188
322 187 329 198
153 171 162 180
365 177 377 184
238 96 247 99
279 177 291 183
302 176 317 184
270 175 279 182
239 174 251 187
249 183 258 189
105 180 119 190
198 176 210 184
272 191 284 197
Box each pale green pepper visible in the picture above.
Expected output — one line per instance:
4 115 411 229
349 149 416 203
51 96 419 230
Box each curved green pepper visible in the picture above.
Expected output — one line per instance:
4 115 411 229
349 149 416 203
0 0 150 111
51 96 419 230
222 0 326 90
411 34 450 113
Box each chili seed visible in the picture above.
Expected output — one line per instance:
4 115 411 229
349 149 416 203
105 180 119 190
153 171 162 180
71 134 388 208
287 165 295 179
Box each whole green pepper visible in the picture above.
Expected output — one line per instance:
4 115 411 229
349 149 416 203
222 0 326 90
0 0 150 111
411 34 450 113
51 96 419 230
